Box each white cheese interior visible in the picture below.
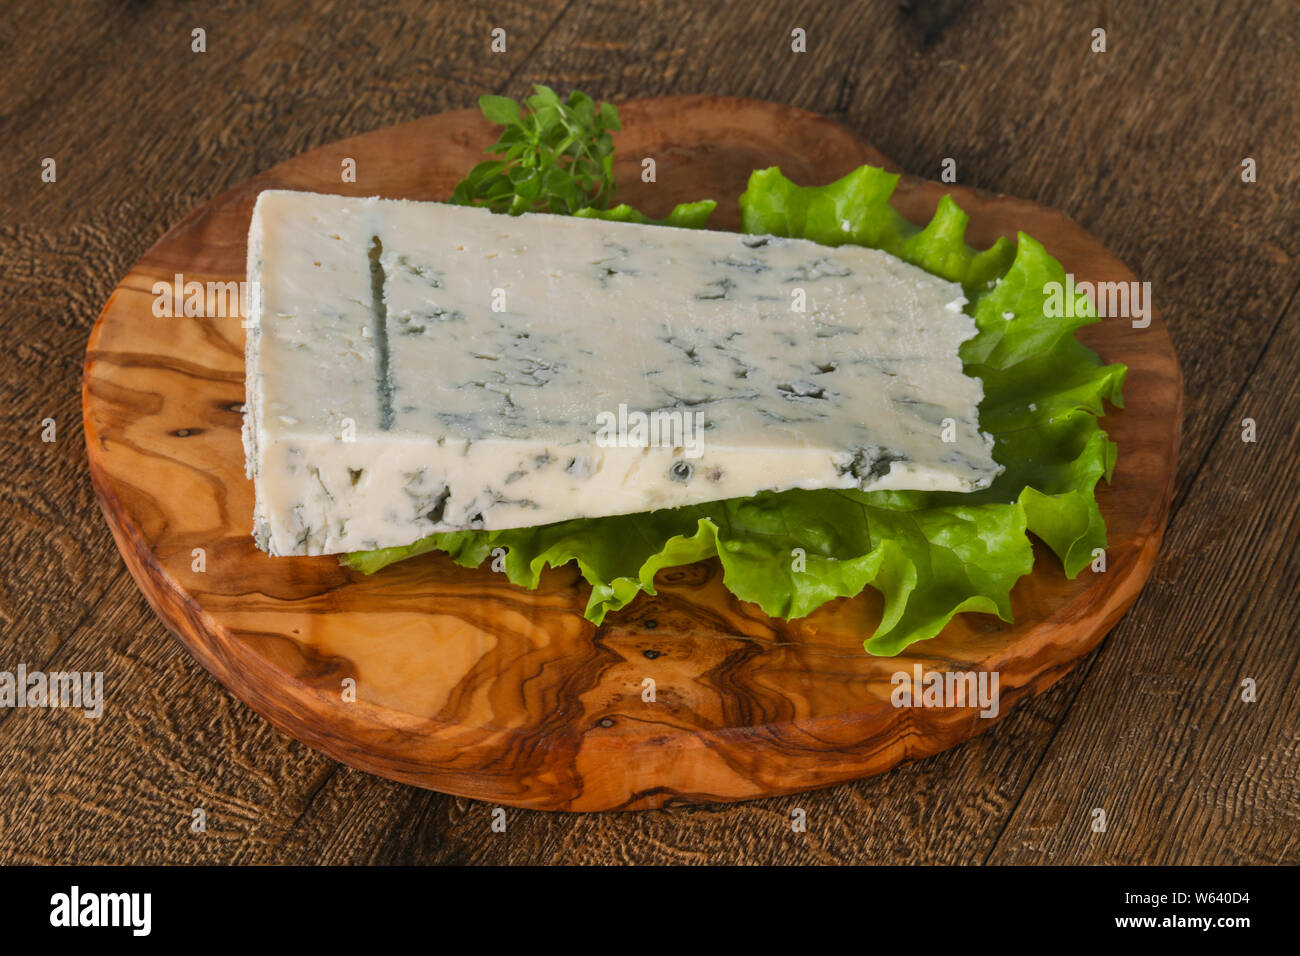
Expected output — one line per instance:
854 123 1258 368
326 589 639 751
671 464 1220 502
243 189 1001 556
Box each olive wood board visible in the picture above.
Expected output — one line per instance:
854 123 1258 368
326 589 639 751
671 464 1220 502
82 95 1182 811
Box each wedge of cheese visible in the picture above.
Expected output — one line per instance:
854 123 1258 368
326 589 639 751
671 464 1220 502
243 189 1000 556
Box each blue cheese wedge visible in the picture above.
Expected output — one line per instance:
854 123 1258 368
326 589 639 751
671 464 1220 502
243 189 1000 556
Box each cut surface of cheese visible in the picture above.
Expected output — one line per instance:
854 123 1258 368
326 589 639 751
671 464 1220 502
243 189 1000 556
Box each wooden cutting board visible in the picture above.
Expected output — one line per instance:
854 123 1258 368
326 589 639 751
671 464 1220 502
82 96 1181 811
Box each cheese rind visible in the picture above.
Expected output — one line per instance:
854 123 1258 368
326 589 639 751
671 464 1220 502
243 189 1000 556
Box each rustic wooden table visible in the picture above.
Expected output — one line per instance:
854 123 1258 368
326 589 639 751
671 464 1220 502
2 0 1295 865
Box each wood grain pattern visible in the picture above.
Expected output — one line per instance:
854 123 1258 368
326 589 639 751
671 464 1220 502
81 96 1180 811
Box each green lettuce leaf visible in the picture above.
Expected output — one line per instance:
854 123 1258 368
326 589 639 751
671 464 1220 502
343 165 1125 655
574 199 717 229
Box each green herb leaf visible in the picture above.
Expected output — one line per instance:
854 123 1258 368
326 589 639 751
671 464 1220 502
451 85 624 215
477 94 521 127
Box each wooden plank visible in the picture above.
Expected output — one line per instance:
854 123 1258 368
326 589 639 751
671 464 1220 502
0 573 336 863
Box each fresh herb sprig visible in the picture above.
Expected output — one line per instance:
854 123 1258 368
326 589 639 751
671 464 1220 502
451 85 621 215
